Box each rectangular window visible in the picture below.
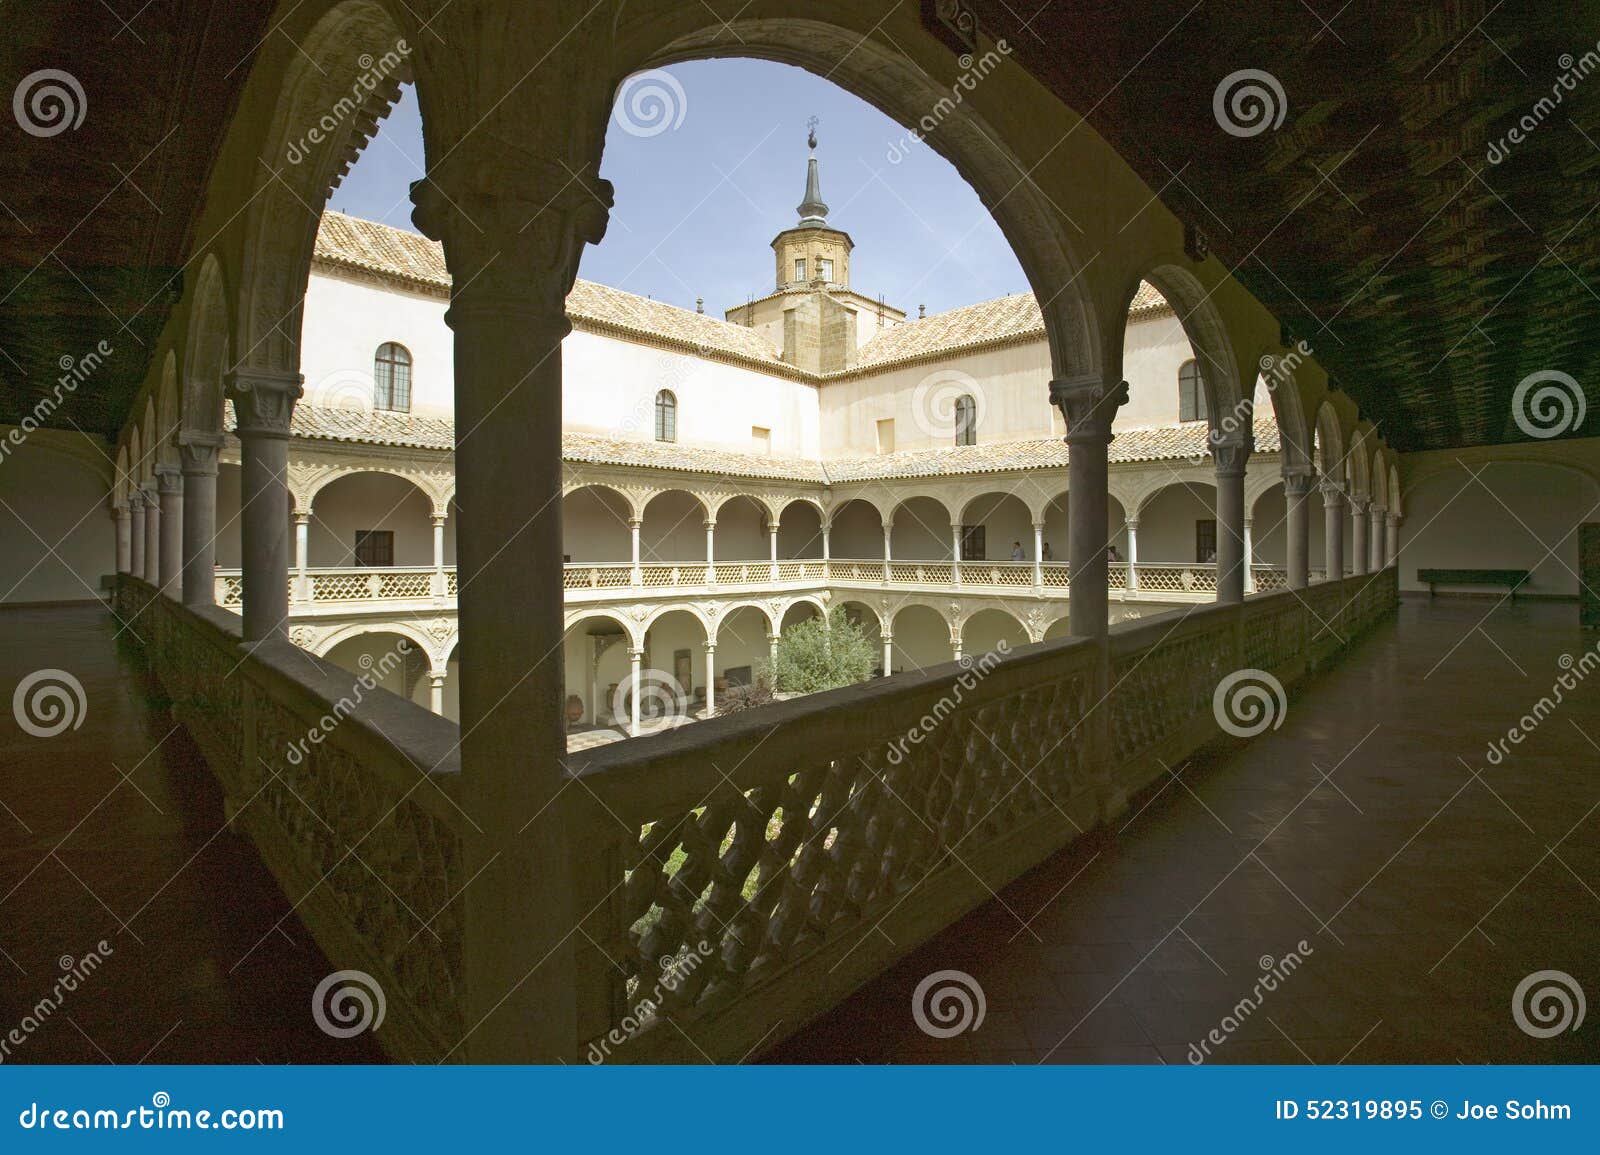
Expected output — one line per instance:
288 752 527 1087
876 418 895 454
1195 519 1217 564
354 530 394 568
751 426 771 455
818 258 834 281
960 525 987 561
794 258 806 282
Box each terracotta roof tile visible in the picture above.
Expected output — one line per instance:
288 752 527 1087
252 402 1280 484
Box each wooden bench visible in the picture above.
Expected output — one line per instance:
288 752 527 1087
1417 568 1532 598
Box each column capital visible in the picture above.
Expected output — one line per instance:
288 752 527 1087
177 430 224 476
112 501 130 520
431 513 449 528
1050 374 1128 444
126 488 145 511
1387 512 1402 527
1319 475 1345 505
1124 516 1140 530
1209 429 1253 477
1282 466 1315 497
225 369 304 439
1368 502 1387 517
1347 495 1370 515
154 463 183 496
140 481 160 505
293 510 312 526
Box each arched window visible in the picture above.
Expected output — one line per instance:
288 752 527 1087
374 342 412 412
655 389 677 442
1178 359 1208 423
954 394 977 446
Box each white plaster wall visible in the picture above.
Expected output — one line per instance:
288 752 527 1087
963 609 1028 656
302 273 455 419
639 490 709 563
891 605 953 672
563 487 632 563
713 498 769 561
1138 484 1217 562
1398 454 1600 596
890 497 952 560
961 493 1035 560
307 473 434 566
1251 485 1287 567
830 500 884 558
0 438 112 604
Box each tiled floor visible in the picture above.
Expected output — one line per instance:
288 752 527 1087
4 598 1597 1064
0 605 382 1063
769 597 1600 1063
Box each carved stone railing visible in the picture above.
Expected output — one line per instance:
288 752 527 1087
111 575 466 1063
565 565 1397 1062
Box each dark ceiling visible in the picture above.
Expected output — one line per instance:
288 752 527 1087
968 0 1600 451
2 1 1596 453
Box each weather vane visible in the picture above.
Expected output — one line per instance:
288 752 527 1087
806 115 819 150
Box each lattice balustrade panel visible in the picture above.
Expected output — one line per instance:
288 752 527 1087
378 571 434 599
445 570 458 596
921 564 954 583
1042 564 1070 589
776 563 802 581
593 566 632 588
640 566 686 587
1108 565 1127 588
252 698 464 1044
1110 622 1235 761
216 575 243 607
1253 568 1289 592
1243 602 1302 671
889 563 919 583
598 661 1096 1032
313 571 378 601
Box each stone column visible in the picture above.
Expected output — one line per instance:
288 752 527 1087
629 517 642 585
429 670 447 714
704 519 716 583
225 369 303 642
882 521 893 568
1211 431 1251 604
1283 468 1312 590
1386 512 1401 564
881 630 893 677
1032 521 1044 588
1243 518 1255 594
1321 478 1345 581
291 511 311 603
114 502 131 574
768 522 779 581
951 628 963 664
178 433 222 605
820 522 831 576
1050 374 1128 637
156 465 183 596
431 513 448 596
1125 517 1139 592
950 522 963 584
1369 503 1386 571
627 648 643 737
408 54 613 1057
129 490 146 579
703 642 716 716
141 484 161 584
767 633 779 685
1349 496 1370 575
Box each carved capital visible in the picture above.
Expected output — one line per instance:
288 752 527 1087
1209 429 1253 477
1050 375 1128 444
154 464 183 496
126 488 145 512
1282 467 1315 497
411 136 612 321
177 431 224 476
1318 475 1345 505
1347 496 1370 516
225 370 304 440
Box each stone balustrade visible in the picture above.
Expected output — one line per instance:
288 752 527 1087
117 565 1396 1062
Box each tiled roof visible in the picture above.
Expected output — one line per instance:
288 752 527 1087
255 402 1280 483
311 211 1171 380
314 211 787 370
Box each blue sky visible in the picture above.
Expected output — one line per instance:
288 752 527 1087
327 59 1029 319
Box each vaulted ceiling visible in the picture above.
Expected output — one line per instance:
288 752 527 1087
2 1 1596 453
968 0 1600 451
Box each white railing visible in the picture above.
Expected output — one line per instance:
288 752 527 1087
214 559 1293 610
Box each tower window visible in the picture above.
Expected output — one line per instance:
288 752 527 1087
954 394 977 446
374 342 412 412
818 258 833 281
1178 359 1208 423
794 258 806 283
655 389 677 442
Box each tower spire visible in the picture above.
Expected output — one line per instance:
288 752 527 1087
797 117 828 226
